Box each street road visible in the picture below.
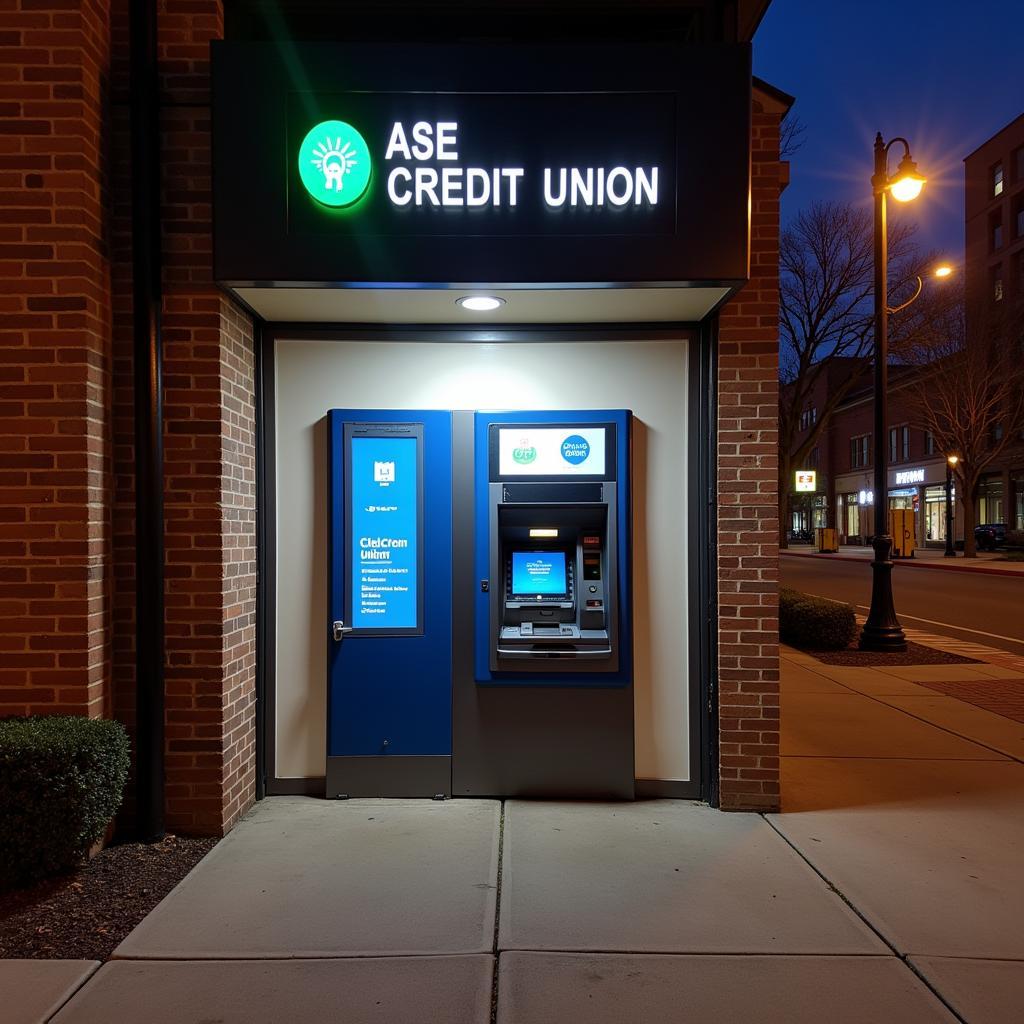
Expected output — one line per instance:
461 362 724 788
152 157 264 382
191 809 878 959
780 555 1024 657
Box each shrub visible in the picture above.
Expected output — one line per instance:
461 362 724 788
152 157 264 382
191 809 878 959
0 715 130 888
779 587 858 650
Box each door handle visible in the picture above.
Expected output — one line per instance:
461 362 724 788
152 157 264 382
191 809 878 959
332 620 354 643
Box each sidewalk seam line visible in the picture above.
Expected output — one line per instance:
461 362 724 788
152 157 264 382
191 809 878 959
491 800 505 1024
761 815 969 1024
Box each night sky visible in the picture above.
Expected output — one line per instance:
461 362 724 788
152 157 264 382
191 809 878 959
754 0 1024 261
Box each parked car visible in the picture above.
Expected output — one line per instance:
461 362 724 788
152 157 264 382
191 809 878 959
974 523 1007 550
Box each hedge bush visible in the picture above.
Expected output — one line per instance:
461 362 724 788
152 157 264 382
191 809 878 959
0 715 130 889
779 587 858 651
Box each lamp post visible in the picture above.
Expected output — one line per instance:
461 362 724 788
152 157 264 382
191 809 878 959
945 455 959 557
859 133 925 652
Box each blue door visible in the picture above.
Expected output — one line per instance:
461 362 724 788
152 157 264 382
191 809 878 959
326 410 453 785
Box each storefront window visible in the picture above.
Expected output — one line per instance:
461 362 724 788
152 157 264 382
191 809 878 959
844 495 860 541
978 475 1005 524
925 484 954 542
812 495 827 529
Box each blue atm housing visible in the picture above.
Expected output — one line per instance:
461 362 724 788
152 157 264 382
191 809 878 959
473 409 632 688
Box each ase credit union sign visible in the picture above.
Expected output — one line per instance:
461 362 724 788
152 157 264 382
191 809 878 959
297 117 661 212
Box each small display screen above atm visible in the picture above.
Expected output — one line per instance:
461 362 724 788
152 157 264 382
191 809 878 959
511 551 567 596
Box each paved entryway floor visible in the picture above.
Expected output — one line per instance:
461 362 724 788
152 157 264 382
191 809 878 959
22 637 1024 1022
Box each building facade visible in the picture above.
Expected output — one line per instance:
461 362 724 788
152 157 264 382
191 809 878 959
1 0 788 832
786 111 1024 549
787 366 1024 548
965 113 1024 318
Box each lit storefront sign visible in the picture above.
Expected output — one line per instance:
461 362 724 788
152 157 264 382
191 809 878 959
212 42 752 286
794 470 816 492
894 468 925 485
858 490 874 506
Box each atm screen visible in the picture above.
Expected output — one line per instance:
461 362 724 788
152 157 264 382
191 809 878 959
512 550 567 596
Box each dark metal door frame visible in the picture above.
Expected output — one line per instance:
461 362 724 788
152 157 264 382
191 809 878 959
253 323 718 802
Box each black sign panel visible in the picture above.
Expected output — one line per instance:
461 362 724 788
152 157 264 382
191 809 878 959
213 42 751 286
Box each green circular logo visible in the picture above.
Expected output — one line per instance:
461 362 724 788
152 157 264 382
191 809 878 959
297 120 371 207
513 446 537 465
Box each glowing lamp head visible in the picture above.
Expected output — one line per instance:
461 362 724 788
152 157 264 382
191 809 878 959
934 264 953 279
947 454 959 467
889 153 925 202
456 295 505 312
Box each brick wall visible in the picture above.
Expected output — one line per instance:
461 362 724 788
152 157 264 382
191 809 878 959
716 100 782 811
0 0 112 720
1 0 256 836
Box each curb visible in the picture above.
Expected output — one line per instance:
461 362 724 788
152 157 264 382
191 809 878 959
780 549 1024 578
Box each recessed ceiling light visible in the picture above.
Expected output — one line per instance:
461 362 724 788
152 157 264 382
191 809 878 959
456 295 505 312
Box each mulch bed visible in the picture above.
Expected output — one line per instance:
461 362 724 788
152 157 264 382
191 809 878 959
799 640 980 667
0 834 216 961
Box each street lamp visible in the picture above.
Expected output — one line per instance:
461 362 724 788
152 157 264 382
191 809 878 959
860 134 926 652
945 455 959 557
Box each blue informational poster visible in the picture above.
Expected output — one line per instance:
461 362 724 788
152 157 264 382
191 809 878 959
512 550 567 595
349 435 419 631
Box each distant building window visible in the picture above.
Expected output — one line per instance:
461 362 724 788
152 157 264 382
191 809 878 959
1015 196 1024 238
850 434 870 469
991 210 1003 250
807 446 819 468
799 406 817 431
924 430 935 456
993 422 1004 444
993 162 1004 196
1015 145 1024 183
993 264 1004 301
889 424 909 463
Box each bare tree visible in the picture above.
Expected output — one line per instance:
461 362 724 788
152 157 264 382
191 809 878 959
901 286 1024 556
778 201 922 546
779 113 806 159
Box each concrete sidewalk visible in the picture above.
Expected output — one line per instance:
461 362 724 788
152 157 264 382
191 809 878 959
13 639 1024 1023
783 544 1024 575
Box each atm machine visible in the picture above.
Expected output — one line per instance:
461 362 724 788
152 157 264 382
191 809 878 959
451 410 634 799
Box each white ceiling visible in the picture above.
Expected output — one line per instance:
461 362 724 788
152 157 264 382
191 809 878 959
230 285 731 324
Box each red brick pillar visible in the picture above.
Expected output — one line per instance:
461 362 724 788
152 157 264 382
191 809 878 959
715 98 783 811
107 0 256 834
158 3 256 835
0 0 113 719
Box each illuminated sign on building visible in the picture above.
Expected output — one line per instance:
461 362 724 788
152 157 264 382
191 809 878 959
858 490 874 506
288 96 675 237
795 471 816 492
213 42 752 286
894 468 925 485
